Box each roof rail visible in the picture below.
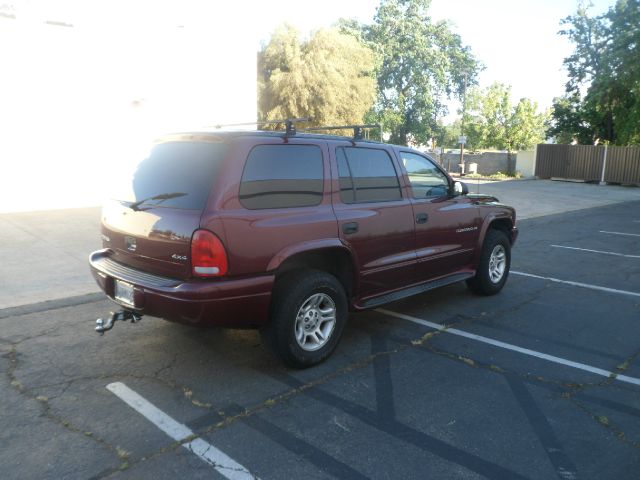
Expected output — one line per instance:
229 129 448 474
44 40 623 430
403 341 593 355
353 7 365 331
207 119 383 141
210 118 311 137
302 124 383 141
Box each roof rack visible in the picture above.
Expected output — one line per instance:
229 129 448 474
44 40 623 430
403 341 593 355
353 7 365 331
302 124 382 141
208 119 383 141
211 118 310 136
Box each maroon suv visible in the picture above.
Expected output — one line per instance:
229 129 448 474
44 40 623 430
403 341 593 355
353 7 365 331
90 128 518 367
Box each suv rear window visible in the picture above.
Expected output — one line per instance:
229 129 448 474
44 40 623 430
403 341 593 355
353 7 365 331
114 141 227 210
239 144 324 209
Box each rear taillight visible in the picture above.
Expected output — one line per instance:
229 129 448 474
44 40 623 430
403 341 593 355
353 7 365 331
191 229 228 277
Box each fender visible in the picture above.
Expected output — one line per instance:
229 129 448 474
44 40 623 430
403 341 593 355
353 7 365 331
473 209 515 265
266 238 356 272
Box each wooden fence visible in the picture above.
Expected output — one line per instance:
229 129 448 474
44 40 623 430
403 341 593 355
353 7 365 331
535 144 640 184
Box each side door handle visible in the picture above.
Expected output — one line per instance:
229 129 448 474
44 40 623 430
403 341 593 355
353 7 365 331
416 213 429 224
342 222 359 235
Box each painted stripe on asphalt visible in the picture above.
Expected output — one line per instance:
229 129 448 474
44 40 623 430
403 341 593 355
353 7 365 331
551 244 640 259
107 382 256 479
511 271 640 298
600 230 640 237
376 309 640 387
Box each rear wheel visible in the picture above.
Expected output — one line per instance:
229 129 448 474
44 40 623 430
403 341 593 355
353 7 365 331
466 229 511 295
261 270 347 368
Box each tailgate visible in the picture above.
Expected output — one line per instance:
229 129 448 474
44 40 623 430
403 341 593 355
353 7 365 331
101 200 200 279
100 138 228 280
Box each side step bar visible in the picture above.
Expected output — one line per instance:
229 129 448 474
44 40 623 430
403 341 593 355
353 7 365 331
360 272 474 309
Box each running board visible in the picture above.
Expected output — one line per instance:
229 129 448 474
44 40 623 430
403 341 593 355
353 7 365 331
360 273 474 309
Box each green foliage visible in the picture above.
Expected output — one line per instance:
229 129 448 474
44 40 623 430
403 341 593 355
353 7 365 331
510 98 548 151
462 82 548 151
546 93 593 144
435 119 462 149
258 25 377 127
341 0 480 145
549 0 640 145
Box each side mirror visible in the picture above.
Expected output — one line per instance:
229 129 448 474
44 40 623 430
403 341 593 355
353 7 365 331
453 181 469 196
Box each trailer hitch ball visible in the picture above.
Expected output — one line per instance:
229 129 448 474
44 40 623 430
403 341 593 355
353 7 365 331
95 310 142 335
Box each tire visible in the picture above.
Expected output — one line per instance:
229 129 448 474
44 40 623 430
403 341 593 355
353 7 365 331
260 270 348 368
466 229 511 296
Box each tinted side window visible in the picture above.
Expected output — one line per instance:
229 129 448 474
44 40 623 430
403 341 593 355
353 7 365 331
240 145 324 209
336 147 402 203
400 151 449 198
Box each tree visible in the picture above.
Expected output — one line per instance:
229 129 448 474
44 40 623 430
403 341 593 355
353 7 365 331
546 93 594 144
258 25 377 127
341 0 480 145
434 119 462 149
549 0 640 144
510 98 548 151
461 82 547 152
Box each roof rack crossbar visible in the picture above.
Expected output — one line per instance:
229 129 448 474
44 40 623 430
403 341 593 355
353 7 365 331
210 118 311 130
302 124 382 141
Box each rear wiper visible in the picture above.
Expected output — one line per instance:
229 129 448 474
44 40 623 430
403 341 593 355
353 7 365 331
128 192 187 211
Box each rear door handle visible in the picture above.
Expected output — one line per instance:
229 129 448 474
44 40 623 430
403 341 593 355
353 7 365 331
342 222 359 235
416 213 429 224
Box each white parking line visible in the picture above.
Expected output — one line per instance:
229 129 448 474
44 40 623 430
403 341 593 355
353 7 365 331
107 382 257 480
376 309 640 387
511 271 640 298
551 244 640 259
600 230 640 237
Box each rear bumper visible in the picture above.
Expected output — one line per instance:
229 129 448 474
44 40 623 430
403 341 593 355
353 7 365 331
89 249 274 327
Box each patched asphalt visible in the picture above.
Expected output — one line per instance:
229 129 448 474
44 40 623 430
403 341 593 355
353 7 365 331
1 201 639 479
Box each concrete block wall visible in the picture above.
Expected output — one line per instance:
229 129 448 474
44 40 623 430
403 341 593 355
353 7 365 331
440 153 510 175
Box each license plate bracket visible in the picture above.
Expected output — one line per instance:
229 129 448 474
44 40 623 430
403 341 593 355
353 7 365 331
114 280 135 307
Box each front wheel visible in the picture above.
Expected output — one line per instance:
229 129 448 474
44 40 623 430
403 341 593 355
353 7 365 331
466 229 511 296
260 270 348 368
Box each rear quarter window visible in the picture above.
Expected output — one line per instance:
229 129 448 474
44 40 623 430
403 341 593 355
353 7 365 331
239 144 324 209
336 147 402 203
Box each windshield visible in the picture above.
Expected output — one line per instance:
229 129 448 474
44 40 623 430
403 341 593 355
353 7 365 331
113 141 227 210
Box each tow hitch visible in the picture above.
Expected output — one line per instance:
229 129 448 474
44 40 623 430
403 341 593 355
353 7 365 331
95 310 142 335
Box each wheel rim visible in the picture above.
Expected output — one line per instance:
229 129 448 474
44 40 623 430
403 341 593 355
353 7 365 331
294 293 336 352
488 245 507 283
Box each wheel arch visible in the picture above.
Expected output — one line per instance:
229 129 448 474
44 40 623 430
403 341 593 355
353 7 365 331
472 212 515 266
268 241 357 299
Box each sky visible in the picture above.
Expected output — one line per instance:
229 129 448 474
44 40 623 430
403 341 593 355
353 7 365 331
5 0 616 118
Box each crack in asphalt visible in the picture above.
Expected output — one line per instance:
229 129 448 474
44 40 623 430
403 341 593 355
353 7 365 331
58 313 474 476
418 341 640 451
3 344 125 469
3 286 639 478
1 332 209 479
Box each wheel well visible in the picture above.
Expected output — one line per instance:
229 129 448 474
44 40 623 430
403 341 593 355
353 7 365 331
488 218 514 244
275 249 355 297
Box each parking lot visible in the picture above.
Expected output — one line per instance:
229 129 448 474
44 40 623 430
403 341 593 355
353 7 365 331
1 192 639 479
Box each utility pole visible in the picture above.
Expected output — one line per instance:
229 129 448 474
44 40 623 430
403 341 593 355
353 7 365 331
459 72 468 175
